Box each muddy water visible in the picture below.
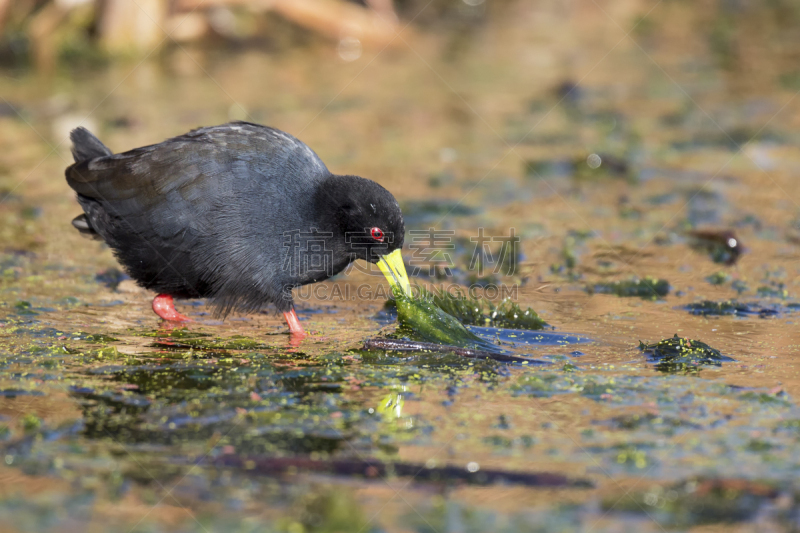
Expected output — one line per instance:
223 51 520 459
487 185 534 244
2 1 800 531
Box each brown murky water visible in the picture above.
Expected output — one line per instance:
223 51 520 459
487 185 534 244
2 1 800 531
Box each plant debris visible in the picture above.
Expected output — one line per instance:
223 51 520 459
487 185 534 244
391 288 498 351
682 300 790 318
423 288 549 330
605 477 780 527
688 229 743 265
705 271 731 285
362 337 548 364
588 277 670 299
206 455 593 488
639 334 733 370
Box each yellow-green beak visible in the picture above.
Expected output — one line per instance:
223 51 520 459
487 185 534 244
378 249 411 296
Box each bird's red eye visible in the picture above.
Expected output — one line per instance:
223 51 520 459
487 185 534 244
370 227 384 242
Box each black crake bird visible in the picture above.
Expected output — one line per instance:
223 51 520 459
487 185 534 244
65 121 408 335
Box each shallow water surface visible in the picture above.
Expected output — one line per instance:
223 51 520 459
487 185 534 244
2 1 800 531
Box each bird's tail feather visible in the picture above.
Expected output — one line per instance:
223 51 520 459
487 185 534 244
70 127 112 163
71 213 101 239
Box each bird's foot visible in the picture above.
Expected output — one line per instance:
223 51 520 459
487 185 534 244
287 332 305 348
152 294 192 322
283 309 306 344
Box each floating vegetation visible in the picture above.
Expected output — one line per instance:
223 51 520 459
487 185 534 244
681 300 794 318
413 288 483 325
550 234 583 280
732 279 749 293
757 284 789 299
12 301 38 316
617 196 643 220
208 455 591 488
486 299 549 330
149 334 269 351
429 289 548 330
606 478 780 528
362 338 547 364
574 153 633 181
639 334 732 371
645 192 679 206
386 288 549 331
688 229 743 265
21 414 41 432
598 413 702 433
705 271 731 285
587 277 670 299
523 158 574 179
391 288 498 351
523 153 633 182
739 390 791 406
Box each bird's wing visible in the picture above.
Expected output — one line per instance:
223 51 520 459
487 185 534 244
65 122 329 239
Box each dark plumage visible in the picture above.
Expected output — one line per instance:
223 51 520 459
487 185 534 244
65 121 405 322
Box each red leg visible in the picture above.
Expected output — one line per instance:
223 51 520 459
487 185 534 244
152 294 191 322
283 308 306 336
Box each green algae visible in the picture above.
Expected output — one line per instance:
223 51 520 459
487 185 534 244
12 300 37 315
523 153 634 182
706 271 731 285
152 335 269 351
21 414 40 432
418 287 549 330
3 316 799 532
139 328 212 339
381 285 548 352
279 488 372 533
639 334 729 370
588 276 670 299
71 332 119 343
604 478 781 528
600 413 702 433
550 235 582 279
684 300 746 316
757 284 789 299
682 300 790 317
391 288 497 351
611 444 652 469
740 391 791 406
510 373 653 403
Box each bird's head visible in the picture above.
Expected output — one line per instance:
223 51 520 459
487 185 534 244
314 174 410 294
